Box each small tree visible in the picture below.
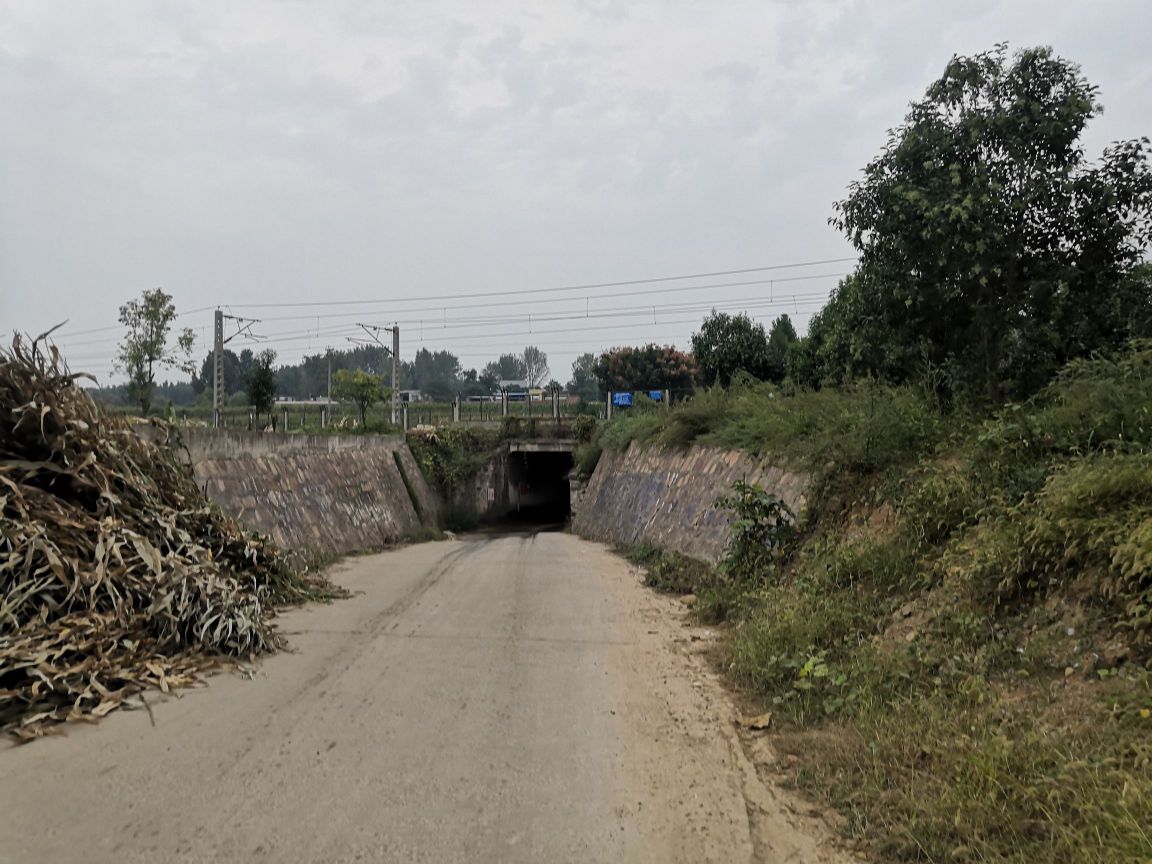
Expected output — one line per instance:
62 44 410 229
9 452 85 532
116 288 195 414
332 368 387 426
247 349 278 420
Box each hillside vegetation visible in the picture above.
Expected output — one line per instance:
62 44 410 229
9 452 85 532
606 341 1152 863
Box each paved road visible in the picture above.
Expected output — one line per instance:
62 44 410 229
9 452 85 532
0 533 845 864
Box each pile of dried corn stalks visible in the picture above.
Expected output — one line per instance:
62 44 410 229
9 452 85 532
1 334 339 740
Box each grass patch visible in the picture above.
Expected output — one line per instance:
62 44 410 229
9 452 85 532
638 341 1152 863
620 543 743 624
592 378 951 499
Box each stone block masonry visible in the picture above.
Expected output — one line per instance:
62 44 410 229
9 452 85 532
572 443 810 564
148 428 442 556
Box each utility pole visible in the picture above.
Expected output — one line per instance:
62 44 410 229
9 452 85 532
391 324 400 426
212 310 261 429
212 310 224 428
352 322 399 425
326 347 332 405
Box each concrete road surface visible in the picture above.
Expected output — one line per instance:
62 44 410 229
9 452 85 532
0 533 847 864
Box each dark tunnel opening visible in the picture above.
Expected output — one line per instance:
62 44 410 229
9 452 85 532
500 450 575 528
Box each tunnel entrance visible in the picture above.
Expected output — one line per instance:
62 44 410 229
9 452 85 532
501 449 574 527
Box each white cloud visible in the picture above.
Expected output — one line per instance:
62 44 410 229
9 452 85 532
1 0 1149 379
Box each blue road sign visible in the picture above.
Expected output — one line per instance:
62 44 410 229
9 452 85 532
611 392 633 407
648 390 663 401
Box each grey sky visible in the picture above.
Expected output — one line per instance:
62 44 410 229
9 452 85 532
2 0 1150 387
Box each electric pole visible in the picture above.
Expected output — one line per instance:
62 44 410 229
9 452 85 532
352 322 400 425
212 310 261 429
212 310 224 427
391 324 400 426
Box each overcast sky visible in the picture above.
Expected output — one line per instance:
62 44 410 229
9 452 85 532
2 0 1150 387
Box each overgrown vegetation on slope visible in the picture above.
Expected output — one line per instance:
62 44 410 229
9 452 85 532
616 342 1152 863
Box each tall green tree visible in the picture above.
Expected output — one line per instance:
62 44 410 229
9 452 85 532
691 311 772 387
566 352 600 402
246 349 278 419
765 314 798 383
116 288 195 414
832 44 1152 403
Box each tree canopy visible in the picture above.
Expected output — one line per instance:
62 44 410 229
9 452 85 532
594 344 695 393
691 312 772 387
331 368 388 426
483 353 528 384
828 44 1152 402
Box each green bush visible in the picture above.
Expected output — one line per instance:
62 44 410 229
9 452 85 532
574 442 602 479
572 414 597 443
597 411 665 452
408 427 501 498
714 479 797 579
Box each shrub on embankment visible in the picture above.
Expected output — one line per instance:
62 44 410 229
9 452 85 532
610 342 1152 862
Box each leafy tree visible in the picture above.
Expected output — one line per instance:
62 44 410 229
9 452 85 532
691 311 772 387
566 352 600 401
765 314 798 383
522 345 550 387
594 344 695 393
246 349 278 418
116 288 195 414
483 353 528 383
331 368 388 426
832 44 1152 403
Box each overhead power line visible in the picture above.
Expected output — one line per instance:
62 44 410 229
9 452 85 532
217 257 857 310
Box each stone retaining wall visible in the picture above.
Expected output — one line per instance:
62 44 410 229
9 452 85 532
572 443 810 564
155 429 441 556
